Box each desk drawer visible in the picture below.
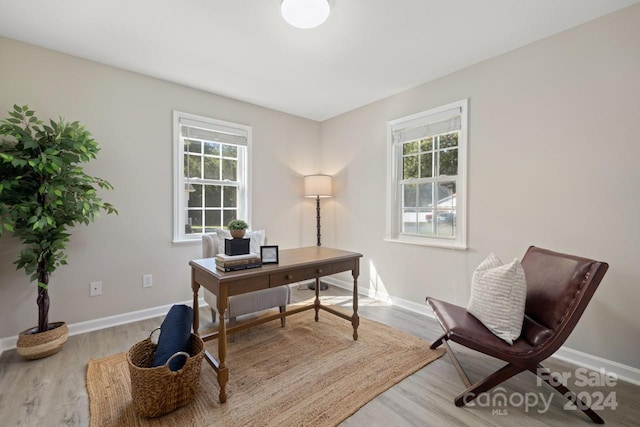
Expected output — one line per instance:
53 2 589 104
269 260 355 286
227 276 269 296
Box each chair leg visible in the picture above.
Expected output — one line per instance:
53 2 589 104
531 364 605 424
430 332 447 349
454 362 524 407
279 305 286 327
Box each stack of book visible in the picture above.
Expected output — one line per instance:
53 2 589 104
215 253 262 272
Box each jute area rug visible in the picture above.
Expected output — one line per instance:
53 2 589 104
87 306 444 426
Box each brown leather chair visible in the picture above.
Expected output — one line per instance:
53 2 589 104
426 246 609 424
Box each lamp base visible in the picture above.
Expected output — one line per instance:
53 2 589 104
307 281 329 291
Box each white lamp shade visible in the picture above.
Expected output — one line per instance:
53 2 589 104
281 0 330 29
304 175 332 198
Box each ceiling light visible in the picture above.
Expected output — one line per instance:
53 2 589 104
281 0 330 29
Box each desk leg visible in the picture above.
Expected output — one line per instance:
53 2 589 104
352 269 360 341
217 289 229 403
314 277 320 321
191 270 200 335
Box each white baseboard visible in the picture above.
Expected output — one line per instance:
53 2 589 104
552 346 640 386
0 297 207 355
327 278 640 386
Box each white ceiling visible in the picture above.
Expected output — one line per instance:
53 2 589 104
0 0 637 121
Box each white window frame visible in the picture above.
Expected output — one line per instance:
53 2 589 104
173 111 252 243
385 99 468 249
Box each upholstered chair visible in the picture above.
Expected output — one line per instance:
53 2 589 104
202 231 290 334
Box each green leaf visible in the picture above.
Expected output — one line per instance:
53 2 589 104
3 223 13 232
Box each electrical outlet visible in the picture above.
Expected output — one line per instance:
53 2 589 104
90 281 102 297
142 274 153 288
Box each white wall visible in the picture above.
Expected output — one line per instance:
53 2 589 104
320 5 640 369
0 37 321 339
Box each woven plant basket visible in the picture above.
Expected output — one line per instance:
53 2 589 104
17 321 68 360
126 332 205 417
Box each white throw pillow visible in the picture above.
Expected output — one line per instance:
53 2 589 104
215 229 265 255
467 253 527 345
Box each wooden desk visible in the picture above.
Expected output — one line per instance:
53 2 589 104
189 246 362 403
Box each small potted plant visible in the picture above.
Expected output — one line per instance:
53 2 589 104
0 105 118 359
227 219 248 239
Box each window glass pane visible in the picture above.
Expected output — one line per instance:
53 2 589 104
438 133 458 149
222 159 237 181
204 210 221 232
418 183 435 236
185 154 201 179
186 139 201 154
420 153 433 178
222 144 238 158
437 182 456 208
402 208 418 234
403 141 418 155
204 141 220 155
223 186 237 208
403 155 418 180
420 137 433 152
187 210 202 234
204 157 220 180
402 184 417 208
436 182 456 238
437 211 456 237
188 184 202 207
205 185 221 207
223 210 237 227
417 183 433 208
439 149 458 176
418 208 435 236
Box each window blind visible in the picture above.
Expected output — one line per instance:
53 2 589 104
179 117 248 146
392 107 461 145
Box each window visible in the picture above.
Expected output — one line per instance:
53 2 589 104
386 99 468 249
173 111 251 242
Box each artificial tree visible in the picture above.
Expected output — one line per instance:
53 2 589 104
0 104 117 334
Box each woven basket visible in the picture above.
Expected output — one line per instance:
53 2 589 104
17 321 68 360
127 332 205 417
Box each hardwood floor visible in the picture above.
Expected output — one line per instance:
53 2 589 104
0 285 637 426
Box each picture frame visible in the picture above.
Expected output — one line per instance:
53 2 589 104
260 245 279 264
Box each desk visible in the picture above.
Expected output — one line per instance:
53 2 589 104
189 246 362 403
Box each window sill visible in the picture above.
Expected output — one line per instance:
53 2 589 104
384 237 468 250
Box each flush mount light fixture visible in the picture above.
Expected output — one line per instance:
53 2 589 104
281 0 330 29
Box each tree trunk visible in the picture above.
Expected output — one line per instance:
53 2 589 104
37 261 49 333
